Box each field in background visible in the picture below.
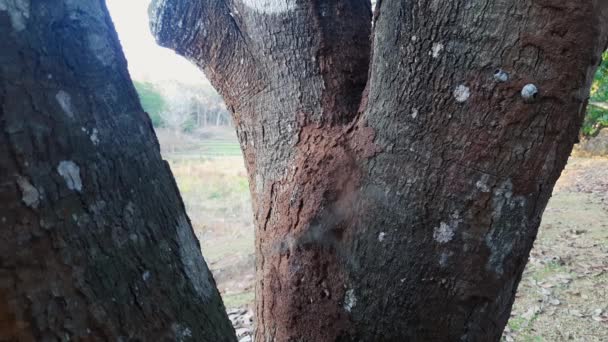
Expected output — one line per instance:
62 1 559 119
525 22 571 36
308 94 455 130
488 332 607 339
158 127 608 340
157 127 255 308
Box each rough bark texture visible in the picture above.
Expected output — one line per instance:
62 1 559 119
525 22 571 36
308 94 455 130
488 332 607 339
152 0 608 341
0 1 235 341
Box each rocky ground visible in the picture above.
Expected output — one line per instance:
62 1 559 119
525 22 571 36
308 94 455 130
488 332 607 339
227 308 254 342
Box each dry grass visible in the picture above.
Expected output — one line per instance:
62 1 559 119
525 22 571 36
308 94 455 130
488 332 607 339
503 158 608 341
162 129 608 337
165 155 255 307
168 157 252 236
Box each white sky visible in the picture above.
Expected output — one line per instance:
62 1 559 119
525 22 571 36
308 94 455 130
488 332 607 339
106 0 208 85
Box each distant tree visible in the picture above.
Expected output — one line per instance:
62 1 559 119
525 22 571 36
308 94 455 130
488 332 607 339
584 51 608 136
171 82 230 129
160 84 196 134
591 51 608 102
134 80 166 127
135 79 231 132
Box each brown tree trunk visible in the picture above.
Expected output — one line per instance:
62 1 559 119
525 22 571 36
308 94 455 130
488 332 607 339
0 1 235 341
152 0 608 340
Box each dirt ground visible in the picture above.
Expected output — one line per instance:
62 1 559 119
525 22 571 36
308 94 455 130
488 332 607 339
503 157 608 341
161 128 607 340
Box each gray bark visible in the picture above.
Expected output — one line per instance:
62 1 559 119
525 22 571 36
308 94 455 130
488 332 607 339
0 1 235 340
351 1 608 340
151 0 608 341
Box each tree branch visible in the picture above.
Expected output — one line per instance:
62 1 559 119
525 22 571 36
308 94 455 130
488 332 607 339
150 0 372 124
149 0 261 107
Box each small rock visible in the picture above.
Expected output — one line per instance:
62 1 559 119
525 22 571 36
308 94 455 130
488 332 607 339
235 327 251 338
522 306 541 320
569 309 584 318
591 308 603 320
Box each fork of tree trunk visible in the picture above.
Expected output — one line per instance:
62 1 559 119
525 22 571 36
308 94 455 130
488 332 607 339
1 0 607 341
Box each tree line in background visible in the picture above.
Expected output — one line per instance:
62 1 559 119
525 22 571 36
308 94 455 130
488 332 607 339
134 51 608 138
134 80 231 133
585 51 608 136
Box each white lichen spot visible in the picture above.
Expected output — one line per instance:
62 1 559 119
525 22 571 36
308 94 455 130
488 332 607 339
439 251 453 267
493 69 509 82
90 128 100 145
171 323 193 342
17 176 40 208
241 0 296 14
433 222 455 244
255 173 264 194
378 232 386 242
0 0 30 31
521 84 539 102
55 90 75 118
485 179 527 275
87 33 115 67
57 160 82 192
411 35 418 42
176 215 213 300
475 174 491 193
453 85 470 103
142 270 151 282
343 288 357 312
411 108 419 119
431 42 444 58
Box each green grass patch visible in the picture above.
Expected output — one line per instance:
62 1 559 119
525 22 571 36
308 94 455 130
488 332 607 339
508 316 527 332
532 260 568 281
202 234 254 262
222 291 255 308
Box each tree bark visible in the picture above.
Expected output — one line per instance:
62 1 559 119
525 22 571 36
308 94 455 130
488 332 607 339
0 1 234 341
152 0 608 340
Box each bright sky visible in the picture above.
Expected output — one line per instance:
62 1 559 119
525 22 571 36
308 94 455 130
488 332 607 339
106 0 208 85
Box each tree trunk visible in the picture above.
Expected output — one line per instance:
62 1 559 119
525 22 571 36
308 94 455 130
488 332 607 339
152 0 608 340
0 1 234 341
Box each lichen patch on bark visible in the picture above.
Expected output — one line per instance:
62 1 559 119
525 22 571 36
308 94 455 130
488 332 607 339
55 90 75 118
176 215 214 301
16 176 40 209
57 160 82 192
0 0 29 31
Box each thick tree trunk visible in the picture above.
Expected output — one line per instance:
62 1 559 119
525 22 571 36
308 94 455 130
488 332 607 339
0 1 234 341
152 0 608 340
